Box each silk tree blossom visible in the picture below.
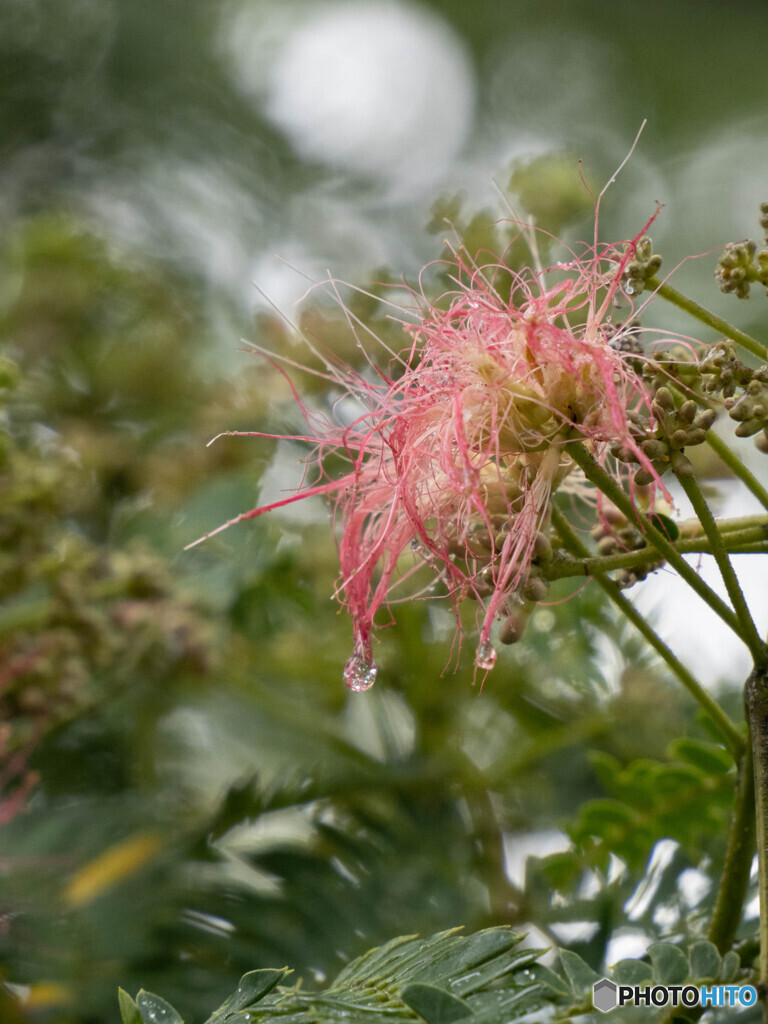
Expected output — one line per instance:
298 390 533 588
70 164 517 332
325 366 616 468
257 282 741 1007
190 229 674 691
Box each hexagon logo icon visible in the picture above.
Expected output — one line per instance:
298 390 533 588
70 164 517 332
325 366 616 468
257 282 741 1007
593 978 618 1013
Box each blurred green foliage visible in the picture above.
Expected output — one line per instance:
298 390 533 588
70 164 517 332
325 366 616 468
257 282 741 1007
0 207 752 1024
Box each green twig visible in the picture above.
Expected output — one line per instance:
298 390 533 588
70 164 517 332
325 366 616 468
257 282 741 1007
674 467 767 666
647 276 768 361
697 514 768 536
546 525 768 581
565 441 742 638
550 505 744 759
663 741 756 1024
707 432 768 513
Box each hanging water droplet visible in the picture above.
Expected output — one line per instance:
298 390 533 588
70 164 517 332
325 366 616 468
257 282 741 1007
624 282 635 296
343 649 377 692
475 639 497 672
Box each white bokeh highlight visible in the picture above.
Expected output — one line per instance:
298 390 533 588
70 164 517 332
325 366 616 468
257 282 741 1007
228 0 475 195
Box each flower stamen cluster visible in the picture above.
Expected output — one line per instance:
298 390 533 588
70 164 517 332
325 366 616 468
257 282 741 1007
204 234 682 689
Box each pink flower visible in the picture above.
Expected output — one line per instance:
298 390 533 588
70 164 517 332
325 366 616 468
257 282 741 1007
191 230 667 690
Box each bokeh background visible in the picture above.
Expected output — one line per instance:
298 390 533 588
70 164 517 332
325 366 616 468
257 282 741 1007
2 1 768 1021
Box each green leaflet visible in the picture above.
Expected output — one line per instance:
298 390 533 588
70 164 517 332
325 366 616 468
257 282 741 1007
647 943 689 985
400 984 472 1023
120 928 553 1024
136 991 184 1024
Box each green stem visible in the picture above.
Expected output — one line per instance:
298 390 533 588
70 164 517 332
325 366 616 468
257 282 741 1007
745 666 768 1020
718 544 768 554
707 432 768 513
550 505 744 759
674 468 768 667
546 526 768 581
664 741 756 1024
647 277 768 361
708 738 756 954
695 514 768 536
685 528 768 549
565 441 742 638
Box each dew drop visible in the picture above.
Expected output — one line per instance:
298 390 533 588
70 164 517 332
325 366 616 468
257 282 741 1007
343 649 377 692
624 283 635 296
475 639 497 672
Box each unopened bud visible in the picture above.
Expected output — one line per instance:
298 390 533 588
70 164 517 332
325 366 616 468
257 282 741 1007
653 387 675 411
685 427 708 446
597 536 620 555
532 532 553 561
500 614 525 645
679 400 697 423
671 452 694 476
522 577 549 603
694 409 717 430
641 439 668 459
736 417 765 437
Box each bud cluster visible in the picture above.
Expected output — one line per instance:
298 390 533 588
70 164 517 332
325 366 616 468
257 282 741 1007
698 340 768 452
715 203 768 298
622 236 662 295
497 531 554 644
699 340 754 398
610 386 716 486
591 505 662 588
726 375 768 451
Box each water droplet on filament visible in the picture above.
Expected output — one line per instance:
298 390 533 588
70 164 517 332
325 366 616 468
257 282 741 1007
344 649 377 692
475 640 497 672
